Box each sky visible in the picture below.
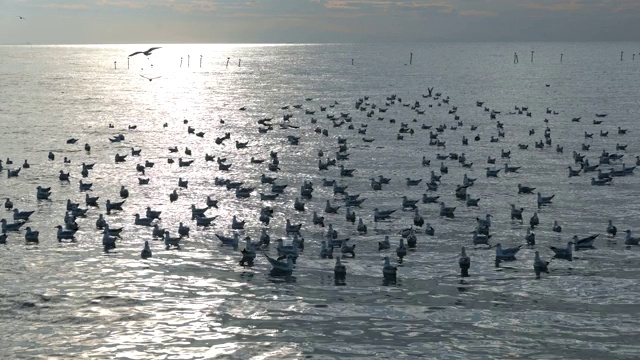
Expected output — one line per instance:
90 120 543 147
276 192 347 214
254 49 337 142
1 0 640 44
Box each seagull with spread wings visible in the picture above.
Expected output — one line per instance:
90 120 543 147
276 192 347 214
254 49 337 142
129 47 161 57
18 16 27 20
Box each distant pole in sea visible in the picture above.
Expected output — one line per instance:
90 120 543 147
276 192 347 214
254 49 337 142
238 59 241 67
180 57 183 68
127 57 129 69
188 55 190 68
531 51 534 63
633 54 636 61
621 51 623 61
514 52 518 64
200 55 203 68
351 58 354 65
114 61 117 70
560 53 563 63
226 57 230 67
410 52 413 65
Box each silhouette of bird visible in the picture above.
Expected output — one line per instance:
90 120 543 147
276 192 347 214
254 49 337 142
140 74 161 82
128 47 161 57
18 16 26 20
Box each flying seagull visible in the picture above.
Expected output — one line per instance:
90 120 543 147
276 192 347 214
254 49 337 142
128 47 161 57
140 74 161 82
18 16 26 20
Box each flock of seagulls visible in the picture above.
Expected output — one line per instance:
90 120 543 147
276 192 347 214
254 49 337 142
1 85 638 287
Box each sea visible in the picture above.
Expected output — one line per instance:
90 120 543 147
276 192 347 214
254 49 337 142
1 43 640 359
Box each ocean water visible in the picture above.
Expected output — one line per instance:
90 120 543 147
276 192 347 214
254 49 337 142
1 42 640 359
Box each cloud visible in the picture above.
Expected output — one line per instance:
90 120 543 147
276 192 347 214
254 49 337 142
167 1 219 13
96 0 149 9
610 1 640 12
324 1 360 9
93 0 261 13
321 0 395 10
519 0 640 14
39 3 90 10
521 0 588 11
3 0 640 43
397 1 456 13
319 0 456 12
459 9 497 16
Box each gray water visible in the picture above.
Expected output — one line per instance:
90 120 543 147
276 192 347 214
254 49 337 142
1 43 640 359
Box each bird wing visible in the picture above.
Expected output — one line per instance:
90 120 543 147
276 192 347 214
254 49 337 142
147 47 161 52
549 246 564 255
215 234 231 243
264 254 283 268
140 74 150 80
578 234 599 244
129 51 144 57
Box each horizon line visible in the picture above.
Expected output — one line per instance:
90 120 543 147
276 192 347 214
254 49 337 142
2 40 640 46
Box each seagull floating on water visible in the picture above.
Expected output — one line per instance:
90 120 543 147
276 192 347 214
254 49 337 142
340 240 356 258
24 227 39 244
624 230 640 246
141 241 152 259
382 256 397 281
472 230 490 246
320 240 333 259
495 243 521 263
378 235 391 251
533 251 549 279
550 241 573 261
573 234 599 249
459 247 470 277
265 254 294 276
55 225 76 241
525 228 536 245
607 220 617 237
240 237 256 266
334 257 347 281
4 198 13 210
164 231 182 250
396 238 407 262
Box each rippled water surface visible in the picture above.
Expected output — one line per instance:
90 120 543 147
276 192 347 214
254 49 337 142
1 43 640 359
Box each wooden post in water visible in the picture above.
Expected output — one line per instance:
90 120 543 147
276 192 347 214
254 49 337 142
200 55 203 68
531 51 534 63
560 53 563 63
633 54 636 61
114 61 117 69
188 55 190 68
226 57 230 67
410 52 413 65
238 59 241 67
351 58 353 65
621 51 623 61
127 57 129 69
180 57 183 68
